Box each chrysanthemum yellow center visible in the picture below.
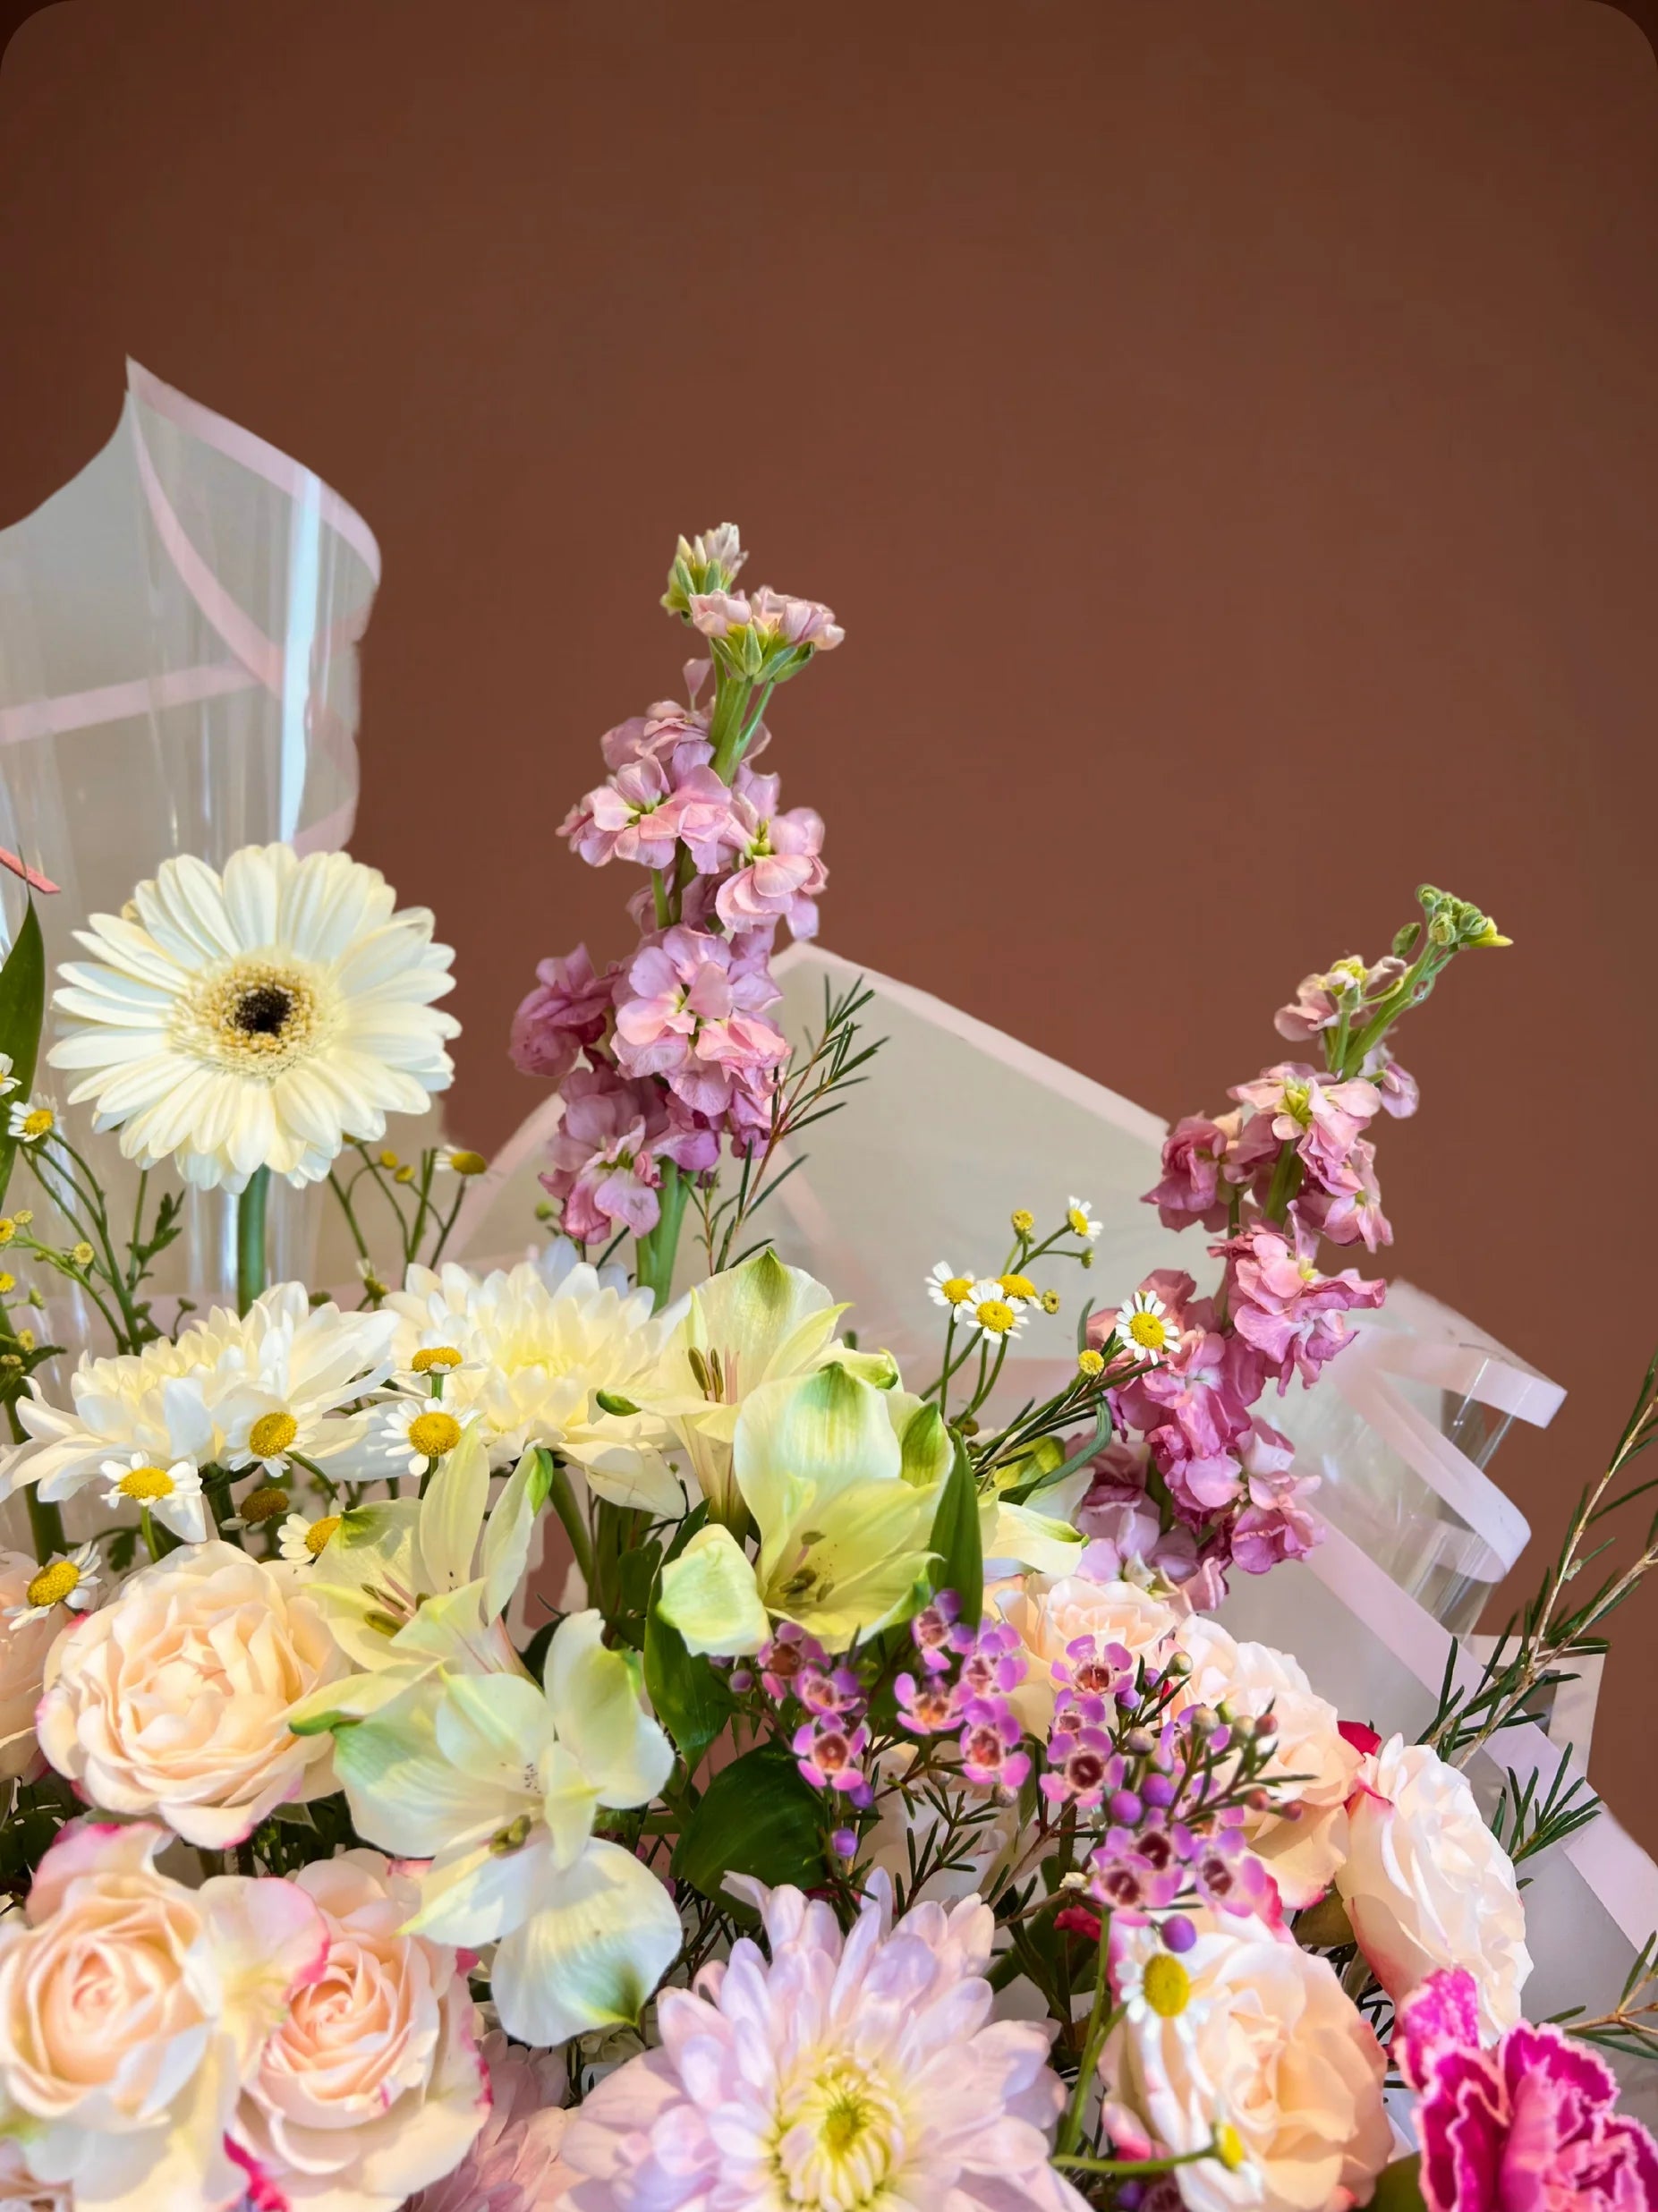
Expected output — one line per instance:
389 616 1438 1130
20 1110 52 1140
1143 1953 1191 2017
174 955 330 1081
116 1465 175 1501
1127 1310 1169 1352
774 2058 901 2211
409 1410 462 1459
241 1485 291 1525
305 1515 342 1557
940 1276 973 1305
975 1299 1016 1334
998 1274 1037 1300
412 1346 463 1374
250 1410 299 1458
25 1560 79 1609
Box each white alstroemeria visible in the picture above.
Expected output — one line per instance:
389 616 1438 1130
286 1425 550 1732
330 1612 680 2047
733 1363 937 1648
887 1391 1083 1573
383 1248 683 1513
643 1248 897 1525
656 1524 772 1656
0 1283 395 1504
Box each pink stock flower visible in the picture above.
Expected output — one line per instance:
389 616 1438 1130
509 947 616 1083
559 1877 1084 2212
599 697 708 772
560 753 736 872
1144 1115 1234 1231
612 926 787 1118
1218 1214 1386 1390
1273 956 1406 1042
710 767 828 941
541 1068 718 1241
405 2031 574 2212
1297 1135 1393 1252
688 586 845 653
1364 1046 1421 1118
1396 1969 1658 2212
1230 1061 1382 1195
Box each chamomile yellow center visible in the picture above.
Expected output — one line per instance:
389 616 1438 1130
1127 1311 1170 1352
998 1274 1037 1300
1215 2122 1247 2171
1078 1348 1106 1376
250 1410 299 1459
447 1150 488 1176
241 1485 291 1525
1067 1206 1091 1235
25 1560 79 1609
1143 1953 1191 2017
409 1410 463 1459
412 1346 463 1374
116 1465 175 1502
975 1298 1017 1334
305 1515 342 1557
940 1276 973 1305
20 1110 52 1140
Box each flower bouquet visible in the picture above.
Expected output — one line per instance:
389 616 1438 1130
0 524 1651 2212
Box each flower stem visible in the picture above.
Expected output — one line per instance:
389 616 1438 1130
23 1486 64 1566
540 1448 596 1599
236 1169 270 1314
633 1161 689 1310
1057 1927 1118 2156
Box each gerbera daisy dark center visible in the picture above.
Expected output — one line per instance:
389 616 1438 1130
231 983 295 1036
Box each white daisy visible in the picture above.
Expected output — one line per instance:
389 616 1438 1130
1113 1288 1178 1365
0 1051 16 1099
926 1262 977 1312
47 843 461 1192
4 1541 99 1626
279 1510 344 1565
5 1100 54 1145
959 1279 1028 1340
378 1397 472 1474
99 1452 208 1544
0 1281 396 1503
1066 1195 1102 1242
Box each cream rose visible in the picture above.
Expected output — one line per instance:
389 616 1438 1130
405 2031 573 2212
1335 1733 1530 2038
0 1818 326 2212
232 1850 488 2212
1102 1912 1390 2212
1172 1618 1361 1910
994 1570 1178 1731
0 1551 63 1782
37 1539 344 1849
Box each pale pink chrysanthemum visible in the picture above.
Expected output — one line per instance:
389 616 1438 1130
561 1876 1087 2212
405 2030 574 2212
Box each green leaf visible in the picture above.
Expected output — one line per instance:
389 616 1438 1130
0 902 45 1214
1372 2159 1425 2212
671 1744 828 1907
643 1603 736 1772
928 1437 983 1627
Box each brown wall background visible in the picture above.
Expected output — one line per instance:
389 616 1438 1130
3 0 1657 1834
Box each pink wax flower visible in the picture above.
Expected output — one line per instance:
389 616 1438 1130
1396 1969 1658 2212
1298 1136 1393 1252
709 767 828 941
559 1877 1084 2212
1218 1214 1386 1390
509 946 616 1083
613 925 788 1118
1231 1061 1382 1195
1144 1114 1234 1231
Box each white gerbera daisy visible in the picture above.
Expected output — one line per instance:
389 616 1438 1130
1114 1288 1178 1365
279 1510 344 1565
960 1279 1028 1340
926 1262 976 1312
99 1453 208 1544
1067 1195 1101 1241
47 843 460 1192
4 1542 99 1626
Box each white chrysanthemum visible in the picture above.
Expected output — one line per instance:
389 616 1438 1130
383 1245 682 1512
1114 1288 1177 1365
926 1262 976 1311
99 1454 208 1545
960 1278 1027 1340
3 1544 99 1628
47 844 460 1192
0 1282 396 1504
561 1876 1084 2212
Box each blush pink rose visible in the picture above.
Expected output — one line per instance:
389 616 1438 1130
405 2031 574 2212
232 1851 487 2212
37 1540 345 1850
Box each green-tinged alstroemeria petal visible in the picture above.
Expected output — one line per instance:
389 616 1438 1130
414 1420 491 1595
657 1525 769 1657
544 1610 675 1809
489 1839 684 2046
983 1498 1088 1575
286 1660 431 1736
400 1823 554 1945
755 1474 937 1646
331 1681 516 1859
559 1436 686 1517
434 1669 560 1791
895 1397 953 1486
735 1362 902 1511
482 1446 554 1621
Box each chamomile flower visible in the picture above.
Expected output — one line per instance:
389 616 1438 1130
279 1511 343 1565
1067 1196 1101 1242
1114 1288 1178 1365
927 1263 976 1312
225 1483 292 1533
960 1279 1028 1340
378 1398 470 1474
99 1453 208 1544
436 1146 488 1177
0 1053 14 1098
4 1542 99 1625
997 1272 1041 1306
6 1101 54 1145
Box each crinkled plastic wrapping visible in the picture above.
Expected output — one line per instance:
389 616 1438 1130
0 360 380 1323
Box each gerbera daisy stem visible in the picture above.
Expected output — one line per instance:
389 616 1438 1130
236 1170 270 1314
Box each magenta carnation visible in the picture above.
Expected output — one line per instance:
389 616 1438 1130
560 1878 1085 2212
1396 1969 1658 2212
